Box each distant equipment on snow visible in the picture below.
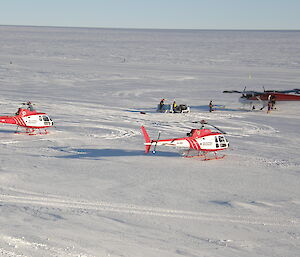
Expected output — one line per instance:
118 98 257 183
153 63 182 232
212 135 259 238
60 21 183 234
156 99 190 113
156 104 190 113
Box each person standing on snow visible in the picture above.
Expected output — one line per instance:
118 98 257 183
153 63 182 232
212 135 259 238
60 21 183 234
267 101 272 113
209 100 213 112
172 100 177 112
159 98 165 111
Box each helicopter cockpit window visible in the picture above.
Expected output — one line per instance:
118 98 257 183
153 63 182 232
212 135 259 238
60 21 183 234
219 136 225 142
219 136 227 147
43 116 52 126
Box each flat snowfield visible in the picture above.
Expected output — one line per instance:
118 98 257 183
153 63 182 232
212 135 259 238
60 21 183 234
0 26 299 257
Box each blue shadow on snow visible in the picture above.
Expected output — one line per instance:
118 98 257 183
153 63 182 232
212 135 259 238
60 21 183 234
52 147 179 159
0 128 16 134
191 105 255 112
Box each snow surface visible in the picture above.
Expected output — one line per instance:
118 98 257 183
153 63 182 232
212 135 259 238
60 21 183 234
0 25 299 257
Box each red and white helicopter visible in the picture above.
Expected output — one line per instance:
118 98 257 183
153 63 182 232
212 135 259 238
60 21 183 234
0 102 54 135
223 87 300 109
141 120 229 160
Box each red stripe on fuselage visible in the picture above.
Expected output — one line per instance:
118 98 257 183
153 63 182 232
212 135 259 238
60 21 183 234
13 117 21 126
187 138 201 151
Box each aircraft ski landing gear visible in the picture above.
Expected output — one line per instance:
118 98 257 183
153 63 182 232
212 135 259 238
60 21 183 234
182 150 225 160
15 126 49 135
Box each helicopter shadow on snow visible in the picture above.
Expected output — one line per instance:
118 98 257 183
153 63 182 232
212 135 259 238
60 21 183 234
52 147 179 159
125 108 157 114
0 128 17 134
191 105 256 113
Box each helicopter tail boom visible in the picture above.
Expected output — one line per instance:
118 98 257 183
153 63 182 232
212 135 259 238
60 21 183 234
141 126 151 153
0 116 18 125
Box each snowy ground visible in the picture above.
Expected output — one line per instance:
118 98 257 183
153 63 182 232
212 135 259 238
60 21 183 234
0 26 299 257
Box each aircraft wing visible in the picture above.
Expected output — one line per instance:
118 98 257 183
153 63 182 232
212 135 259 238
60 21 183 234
223 90 243 93
223 90 264 95
269 88 300 94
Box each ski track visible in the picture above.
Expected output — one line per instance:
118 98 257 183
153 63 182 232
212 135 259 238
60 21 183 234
0 193 298 228
91 109 280 140
0 235 96 257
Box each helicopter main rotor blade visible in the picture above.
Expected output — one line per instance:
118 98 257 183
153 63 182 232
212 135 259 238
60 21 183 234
192 120 226 134
206 122 227 134
192 120 207 124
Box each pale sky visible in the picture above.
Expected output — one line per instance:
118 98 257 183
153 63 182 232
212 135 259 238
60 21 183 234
0 0 300 30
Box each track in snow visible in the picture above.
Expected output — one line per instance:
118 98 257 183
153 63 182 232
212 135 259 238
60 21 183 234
0 235 96 257
0 193 298 228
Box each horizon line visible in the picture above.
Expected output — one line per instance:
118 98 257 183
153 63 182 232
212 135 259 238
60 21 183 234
1 24 300 32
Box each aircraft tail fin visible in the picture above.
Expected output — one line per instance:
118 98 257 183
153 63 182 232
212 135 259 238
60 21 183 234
141 126 151 153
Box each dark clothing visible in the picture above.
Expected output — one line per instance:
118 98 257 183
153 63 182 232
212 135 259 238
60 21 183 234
267 101 272 113
209 101 213 112
159 99 165 110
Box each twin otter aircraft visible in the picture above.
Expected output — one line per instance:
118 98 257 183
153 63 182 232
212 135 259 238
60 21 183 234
0 102 54 135
141 120 229 160
223 88 300 109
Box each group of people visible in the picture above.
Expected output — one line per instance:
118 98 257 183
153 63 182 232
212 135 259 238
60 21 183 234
159 98 177 112
160 98 277 114
160 99 214 113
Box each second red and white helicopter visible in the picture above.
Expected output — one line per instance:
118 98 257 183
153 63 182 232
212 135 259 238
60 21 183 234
0 102 54 135
141 120 229 160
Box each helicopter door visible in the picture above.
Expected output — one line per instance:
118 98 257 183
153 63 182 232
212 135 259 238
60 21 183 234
215 136 219 148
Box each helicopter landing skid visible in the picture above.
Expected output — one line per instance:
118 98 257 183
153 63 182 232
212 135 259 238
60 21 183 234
15 127 49 135
182 150 225 161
